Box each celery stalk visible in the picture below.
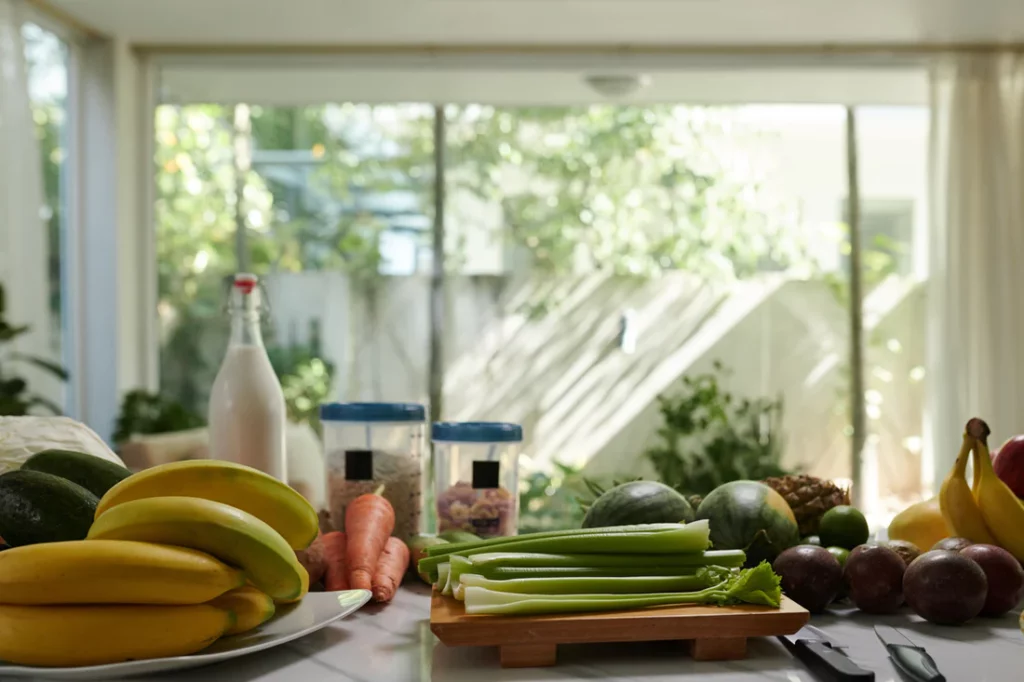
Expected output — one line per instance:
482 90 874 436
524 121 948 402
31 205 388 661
424 523 686 557
419 521 711 581
473 566 707 580
435 562 451 592
467 550 746 570
457 572 722 598
442 565 455 596
462 562 783 615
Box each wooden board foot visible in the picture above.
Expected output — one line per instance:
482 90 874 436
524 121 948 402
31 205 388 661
500 643 558 668
690 637 747 661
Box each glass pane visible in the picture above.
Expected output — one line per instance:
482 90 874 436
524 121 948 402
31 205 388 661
443 104 859 532
855 106 929 525
153 103 434 429
21 23 68 371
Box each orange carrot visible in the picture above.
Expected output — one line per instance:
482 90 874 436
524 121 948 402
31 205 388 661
345 492 396 591
371 537 410 603
321 531 349 591
295 534 328 587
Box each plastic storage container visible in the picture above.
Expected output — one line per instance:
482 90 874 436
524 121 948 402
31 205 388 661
321 402 426 542
433 422 522 538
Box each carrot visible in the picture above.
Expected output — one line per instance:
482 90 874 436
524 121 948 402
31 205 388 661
321 531 349 591
295 533 328 587
371 537 410 603
345 491 395 591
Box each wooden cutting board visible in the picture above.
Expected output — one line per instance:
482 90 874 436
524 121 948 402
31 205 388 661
430 590 809 668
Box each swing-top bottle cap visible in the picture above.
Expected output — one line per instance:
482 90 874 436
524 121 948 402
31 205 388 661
233 273 258 294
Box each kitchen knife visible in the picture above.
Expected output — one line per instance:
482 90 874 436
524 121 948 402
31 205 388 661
780 625 875 681
874 625 945 682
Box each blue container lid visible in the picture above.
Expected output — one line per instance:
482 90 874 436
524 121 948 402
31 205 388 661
320 402 426 423
432 421 523 443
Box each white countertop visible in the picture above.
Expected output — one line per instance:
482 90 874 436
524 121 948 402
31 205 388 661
139 584 1023 682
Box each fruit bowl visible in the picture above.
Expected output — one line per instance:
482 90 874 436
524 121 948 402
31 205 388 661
0 590 370 680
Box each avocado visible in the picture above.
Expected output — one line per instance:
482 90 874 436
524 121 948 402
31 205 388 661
21 449 131 498
0 470 99 546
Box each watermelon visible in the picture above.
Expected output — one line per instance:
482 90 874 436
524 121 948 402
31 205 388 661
695 480 799 567
582 481 695 528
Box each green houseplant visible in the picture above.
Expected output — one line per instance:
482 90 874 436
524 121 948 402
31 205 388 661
0 283 67 415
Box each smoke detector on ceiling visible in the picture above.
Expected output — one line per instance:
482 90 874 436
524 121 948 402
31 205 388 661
584 74 651 98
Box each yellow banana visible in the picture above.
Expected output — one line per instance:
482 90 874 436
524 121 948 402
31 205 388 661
939 432 998 544
87 496 306 602
971 418 1024 561
209 585 276 635
0 540 244 605
96 460 318 550
0 603 231 667
276 561 310 605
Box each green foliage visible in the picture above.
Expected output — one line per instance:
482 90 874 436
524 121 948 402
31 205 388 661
517 461 588 533
0 283 68 416
267 345 335 435
112 390 205 445
642 362 792 497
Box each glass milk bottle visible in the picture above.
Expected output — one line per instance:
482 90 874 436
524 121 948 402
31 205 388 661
208 273 287 481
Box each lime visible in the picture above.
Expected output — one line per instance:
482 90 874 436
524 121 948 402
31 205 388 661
826 546 850 567
802 535 822 547
818 505 869 550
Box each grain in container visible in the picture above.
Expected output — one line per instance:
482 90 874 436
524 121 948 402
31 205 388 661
433 422 522 538
321 402 425 542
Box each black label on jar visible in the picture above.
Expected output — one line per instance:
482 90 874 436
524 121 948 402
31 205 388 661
345 450 374 481
472 460 500 489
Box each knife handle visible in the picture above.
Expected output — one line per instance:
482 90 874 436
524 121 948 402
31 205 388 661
886 645 945 682
795 640 876 681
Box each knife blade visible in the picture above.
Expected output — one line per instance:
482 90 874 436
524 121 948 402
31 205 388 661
874 626 945 682
780 625 875 681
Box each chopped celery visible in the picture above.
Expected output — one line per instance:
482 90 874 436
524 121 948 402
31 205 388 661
462 562 783 615
442 564 455 596
435 562 451 592
475 566 706 580
424 523 685 557
467 550 746 570
456 572 723 599
419 521 711 581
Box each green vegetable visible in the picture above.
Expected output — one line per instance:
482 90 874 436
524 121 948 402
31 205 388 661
21 449 131 498
425 523 686 556
462 562 783 615
457 572 725 598
420 522 711 581
582 481 695 528
439 530 479 543
467 550 745 570
436 562 451 592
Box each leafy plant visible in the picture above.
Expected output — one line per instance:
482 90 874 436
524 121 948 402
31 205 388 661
643 361 792 497
0 283 67 415
578 362 792 506
267 344 335 435
112 390 205 445
517 461 588 533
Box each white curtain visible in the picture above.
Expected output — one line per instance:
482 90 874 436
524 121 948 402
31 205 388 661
928 53 1024 488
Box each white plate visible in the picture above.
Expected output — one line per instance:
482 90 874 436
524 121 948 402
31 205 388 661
0 589 371 681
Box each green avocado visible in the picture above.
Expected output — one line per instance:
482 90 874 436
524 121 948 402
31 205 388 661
21 449 131 499
0 469 99 547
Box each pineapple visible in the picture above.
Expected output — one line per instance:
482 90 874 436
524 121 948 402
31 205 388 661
761 474 851 536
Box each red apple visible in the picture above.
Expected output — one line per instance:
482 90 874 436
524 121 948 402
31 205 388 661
993 436 1024 497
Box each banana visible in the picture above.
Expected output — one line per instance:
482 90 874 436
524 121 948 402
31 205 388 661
971 418 1024 561
0 540 244 605
0 603 231 667
87 496 306 602
95 460 318 550
209 585 276 635
939 432 998 544
276 561 310 605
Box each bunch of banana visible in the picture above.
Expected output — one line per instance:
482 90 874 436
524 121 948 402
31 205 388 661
0 540 274 667
968 418 1024 561
0 461 319 667
938 431 999 544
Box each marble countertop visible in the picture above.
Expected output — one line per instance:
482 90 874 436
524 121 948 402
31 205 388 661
142 584 1023 682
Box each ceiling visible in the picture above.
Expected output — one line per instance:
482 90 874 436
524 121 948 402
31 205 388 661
46 0 1024 46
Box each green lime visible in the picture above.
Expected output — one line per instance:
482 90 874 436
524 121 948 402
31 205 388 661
826 546 850 567
802 535 822 546
818 505 869 550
